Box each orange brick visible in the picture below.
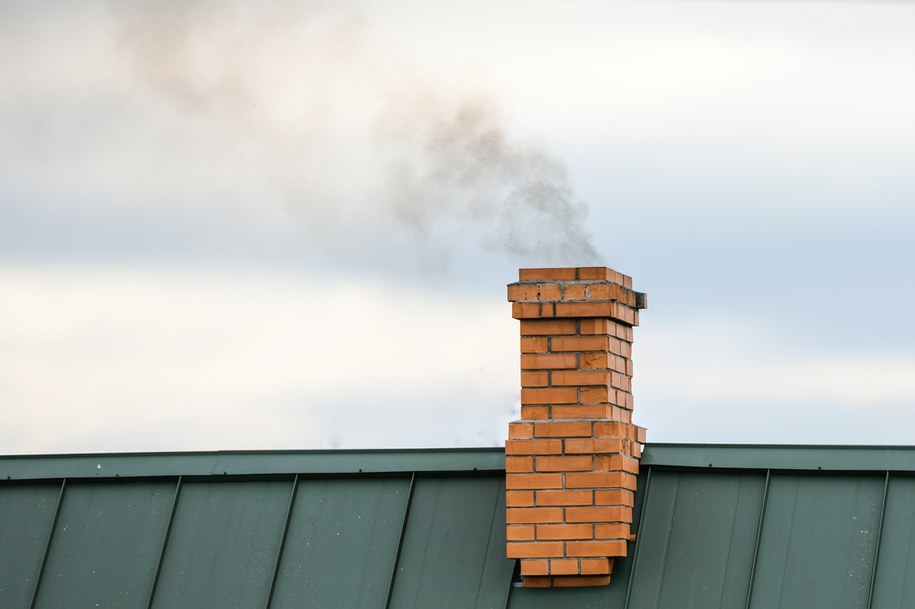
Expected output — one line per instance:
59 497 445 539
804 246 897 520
565 506 632 523
521 388 578 405
552 574 612 587
521 370 549 387
506 490 535 507
632 443 642 459
519 559 549 576
535 455 592 472
506 473 564 489
507 525 536 541
580 352 610 369
610 372 632 392
617 340 632 358
565 438 624 454
563 284 587 300
506 542 565 559
521 353 578 370
551 336 609 352
549 558 579 575
593 455 622 471
520 405 550 420
520 336 549 353
506 457 534 473
508 284 540 301
566 472 629 489
555 302 616 319
594 489 633 506
551 370 608 386
506 507 564 523
595 523 630 539
566 540 627 558
535 489 593 506
522 575 552 588
551 405 613 419
520 319 578 336
536 524 593 540
588 282 626 300
519 268 578 281
580 558 612 575
512 302 543 319
508 422 534 439
535 421 592 438
505 439 563 455
593 421 632 438
579 319 610 334
636 426 647 443
577 267 611 280
579 386 609 404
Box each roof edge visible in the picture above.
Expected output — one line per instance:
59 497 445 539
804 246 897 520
0 447 506 481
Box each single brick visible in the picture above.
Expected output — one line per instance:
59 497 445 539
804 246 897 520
521 576 552 588
566 540 628 558
506 490 535 507
506 457 534 473
577 267 612 281
551 574 611 587
519 268 578 281
551 336 610 352
506 507 564 524
555 302 616 319
520 319 578 336
565 438 624 455
535 421 592 438
565 506 633 523
512 302 543 319
519 559 550 576
594 489 633 506
506 473 564 490
520 405 550 420
580 558 612 575
508 422 534 439
579 319 610 335
536 524 594 540
506 439 563 455
522 388 579 405
506 525 536 541
521 370 549 387
592 421 633 438
595 523 630 539
588 282 626 301
562 284 587 300
535 455 592 472
580 352 610 369
566 472 630 489
506 541 564 559
551 370 608 386
549 558 580 575
521 353 578 370
520 336 549 353
535 489 593 506
551 405 613 419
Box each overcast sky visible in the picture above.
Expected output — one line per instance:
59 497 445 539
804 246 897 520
3 0 915 454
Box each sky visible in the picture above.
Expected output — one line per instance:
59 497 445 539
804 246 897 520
2 0 915 454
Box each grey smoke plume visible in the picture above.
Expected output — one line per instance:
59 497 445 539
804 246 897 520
110 1 600 265
379 90 598 263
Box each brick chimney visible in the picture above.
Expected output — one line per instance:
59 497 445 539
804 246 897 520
505 267 647 588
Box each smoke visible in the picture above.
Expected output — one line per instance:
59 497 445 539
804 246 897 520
109 0 600 266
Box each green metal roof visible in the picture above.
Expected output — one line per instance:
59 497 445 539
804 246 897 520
3 444 915 609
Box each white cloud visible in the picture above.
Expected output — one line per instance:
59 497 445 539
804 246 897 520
0 264 517 453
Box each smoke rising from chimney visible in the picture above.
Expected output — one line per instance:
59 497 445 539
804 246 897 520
110 1 600 267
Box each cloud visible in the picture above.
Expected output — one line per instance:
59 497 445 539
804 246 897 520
0 264 517 453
